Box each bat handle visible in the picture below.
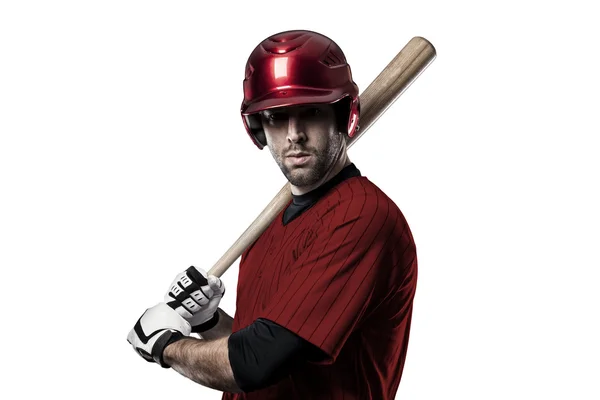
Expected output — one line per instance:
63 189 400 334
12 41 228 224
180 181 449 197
208 183 292 277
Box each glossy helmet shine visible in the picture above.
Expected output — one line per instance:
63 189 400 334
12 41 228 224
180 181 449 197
241 30 360 149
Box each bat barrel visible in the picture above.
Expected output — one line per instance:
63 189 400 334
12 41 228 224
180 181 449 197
349 36 436 148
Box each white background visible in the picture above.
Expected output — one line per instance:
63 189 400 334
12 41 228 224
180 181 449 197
1 1 598 399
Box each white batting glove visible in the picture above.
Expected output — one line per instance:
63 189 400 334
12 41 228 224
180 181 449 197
127 302 192 368
164 266 225 333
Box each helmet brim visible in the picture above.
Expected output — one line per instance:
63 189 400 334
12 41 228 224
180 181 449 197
241 87 350 115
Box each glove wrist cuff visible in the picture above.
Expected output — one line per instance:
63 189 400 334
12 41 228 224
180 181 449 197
153 331 185 368
191 311 220 333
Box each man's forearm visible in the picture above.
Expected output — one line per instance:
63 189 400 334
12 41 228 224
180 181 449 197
199 308 234 340
163 336 242 393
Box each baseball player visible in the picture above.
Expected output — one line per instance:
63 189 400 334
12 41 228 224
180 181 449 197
128 30 418 399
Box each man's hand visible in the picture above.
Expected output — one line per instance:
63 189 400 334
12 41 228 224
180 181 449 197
164 266 225 333
127 302 192 368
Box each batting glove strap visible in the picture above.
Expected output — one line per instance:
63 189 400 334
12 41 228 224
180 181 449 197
127 303 192 368
154 331 185 368
191 311 220 333
131 317 186 368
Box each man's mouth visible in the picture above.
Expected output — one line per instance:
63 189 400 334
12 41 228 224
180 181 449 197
286 152 311 157
286 152 312 166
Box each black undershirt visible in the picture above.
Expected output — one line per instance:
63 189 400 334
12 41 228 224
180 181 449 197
283 163 362 225
228 163 362 392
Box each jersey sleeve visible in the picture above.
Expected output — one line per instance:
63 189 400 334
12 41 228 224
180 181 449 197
256 191 412 363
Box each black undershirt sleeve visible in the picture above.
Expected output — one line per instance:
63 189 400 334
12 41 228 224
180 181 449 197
227 318 326 392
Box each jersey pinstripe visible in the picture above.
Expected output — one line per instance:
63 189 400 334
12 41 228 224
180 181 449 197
224 175 417 399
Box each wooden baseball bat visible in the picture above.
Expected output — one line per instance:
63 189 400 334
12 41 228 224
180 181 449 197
208 36 436 277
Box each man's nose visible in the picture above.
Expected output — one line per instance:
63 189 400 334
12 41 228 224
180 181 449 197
287 115 307 143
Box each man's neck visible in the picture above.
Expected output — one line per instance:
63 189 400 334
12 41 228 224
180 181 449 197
291 150 352 196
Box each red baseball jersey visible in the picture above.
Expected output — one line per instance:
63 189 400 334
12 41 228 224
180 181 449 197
224 174 418 399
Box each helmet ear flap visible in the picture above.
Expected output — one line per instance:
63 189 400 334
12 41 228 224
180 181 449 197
242 114 267 149
334 96 360 138
347 97 360 138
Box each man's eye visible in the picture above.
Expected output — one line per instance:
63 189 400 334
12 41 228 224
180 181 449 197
307 108 321 117
268 113 286 121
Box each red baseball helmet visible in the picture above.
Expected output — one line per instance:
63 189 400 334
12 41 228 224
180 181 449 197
241 30 360 149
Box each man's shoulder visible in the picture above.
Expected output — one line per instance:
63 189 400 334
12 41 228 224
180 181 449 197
308 177 409 243
332 176 404 217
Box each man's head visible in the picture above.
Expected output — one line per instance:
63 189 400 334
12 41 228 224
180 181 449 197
260 103 346 188
240 30 359 192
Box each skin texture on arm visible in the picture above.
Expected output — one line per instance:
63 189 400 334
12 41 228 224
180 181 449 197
163 335 242 394
198 308 234 341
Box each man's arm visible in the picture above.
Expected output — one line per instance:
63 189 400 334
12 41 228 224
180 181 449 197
163 318 319 394
163 335 242 394
197 308 233 341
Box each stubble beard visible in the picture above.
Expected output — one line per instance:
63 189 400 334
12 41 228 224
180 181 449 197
271 133 344 188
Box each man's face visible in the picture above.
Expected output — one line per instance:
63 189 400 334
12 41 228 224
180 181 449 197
260 104 344 188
